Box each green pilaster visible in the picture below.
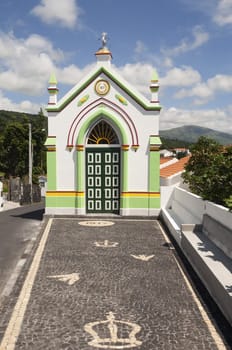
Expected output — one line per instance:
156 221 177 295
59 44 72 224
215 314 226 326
120 148 129 209
45 137 57 191
46 151 56 190
122 149 128 191
76 149 85 208
149 136 162 208
77 150 84 191
149 150 160 192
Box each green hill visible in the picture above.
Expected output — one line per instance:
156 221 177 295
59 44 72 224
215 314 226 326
0 110 40 133
160 125 232 145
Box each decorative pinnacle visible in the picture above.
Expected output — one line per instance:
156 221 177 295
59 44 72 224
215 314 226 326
49 72 57 85
151 69 159 82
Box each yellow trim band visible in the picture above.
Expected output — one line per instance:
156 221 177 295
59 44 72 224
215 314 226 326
121 192 160 198
46 191 84 197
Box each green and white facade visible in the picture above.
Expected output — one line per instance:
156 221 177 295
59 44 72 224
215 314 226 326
45 44 162 216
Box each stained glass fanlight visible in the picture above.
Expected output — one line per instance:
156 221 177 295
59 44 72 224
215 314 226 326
87 120 119 144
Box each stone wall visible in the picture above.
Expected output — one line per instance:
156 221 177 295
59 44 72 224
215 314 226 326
7 177 41 204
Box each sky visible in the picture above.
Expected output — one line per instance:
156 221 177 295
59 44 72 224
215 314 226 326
0 0 232 133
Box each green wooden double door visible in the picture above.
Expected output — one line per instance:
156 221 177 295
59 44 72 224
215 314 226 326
86 148 121 214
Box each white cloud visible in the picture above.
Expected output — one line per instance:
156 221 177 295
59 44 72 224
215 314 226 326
214 0 232 26
162 57 173 68
115 62 155 95
56 63 95 85
162 26 209 57
207 74 232 91
134 40 147 55
0 90 41 114
174 74 232 104
160 106 232 133
179 0 232 27
0 31 95 101
31 0 81 29
0 32 65 95
114 63 201 100
161 66 201 87
174 84 212 101
0 32 64 63
132 40 162 67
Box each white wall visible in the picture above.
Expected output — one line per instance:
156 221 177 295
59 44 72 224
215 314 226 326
160 185 175 208
163 186 232 232
205 201 232 230
173 187 204 223
160 172 182 186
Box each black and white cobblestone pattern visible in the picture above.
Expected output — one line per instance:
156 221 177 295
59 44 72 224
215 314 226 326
1 219 229 349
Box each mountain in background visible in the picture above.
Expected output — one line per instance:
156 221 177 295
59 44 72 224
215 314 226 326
160 125 232 145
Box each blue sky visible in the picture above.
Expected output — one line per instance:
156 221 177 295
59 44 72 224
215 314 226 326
0 0 232 133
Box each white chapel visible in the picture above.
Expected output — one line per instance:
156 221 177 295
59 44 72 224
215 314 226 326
45 33 162 216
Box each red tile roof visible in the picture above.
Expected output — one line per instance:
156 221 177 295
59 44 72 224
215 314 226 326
160 156 190 178
160 156 174 165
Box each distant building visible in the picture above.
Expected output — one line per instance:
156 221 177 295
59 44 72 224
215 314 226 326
160 155 190 186
172 148 190 157
160 149 174 158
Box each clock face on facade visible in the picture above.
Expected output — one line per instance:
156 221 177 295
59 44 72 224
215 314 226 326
95 80 110 95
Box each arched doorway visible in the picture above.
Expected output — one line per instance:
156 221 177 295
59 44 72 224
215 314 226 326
85 119 121 214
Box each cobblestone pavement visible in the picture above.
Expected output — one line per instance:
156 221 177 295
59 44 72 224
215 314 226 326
0 218 230 350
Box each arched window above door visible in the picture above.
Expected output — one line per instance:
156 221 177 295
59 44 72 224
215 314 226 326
87 120 119 144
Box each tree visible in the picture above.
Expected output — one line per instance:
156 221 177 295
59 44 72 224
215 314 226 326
160 137 192 150
222 145 232 210
30 109 47 176
182 136 232 208
0 109 47 180
0 122 29 177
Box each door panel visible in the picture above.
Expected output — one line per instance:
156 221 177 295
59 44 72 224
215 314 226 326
86 148 120 214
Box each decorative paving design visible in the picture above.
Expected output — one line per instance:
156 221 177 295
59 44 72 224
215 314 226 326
84 312 142 349
78 220 115 227
47 273 80 285
94 239 119 248
130 254 155 261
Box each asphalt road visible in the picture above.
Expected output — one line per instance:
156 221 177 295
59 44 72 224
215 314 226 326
0 202 44 298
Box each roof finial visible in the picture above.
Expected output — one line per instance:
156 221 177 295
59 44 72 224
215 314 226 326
101 32 108 49
95 32 112 64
